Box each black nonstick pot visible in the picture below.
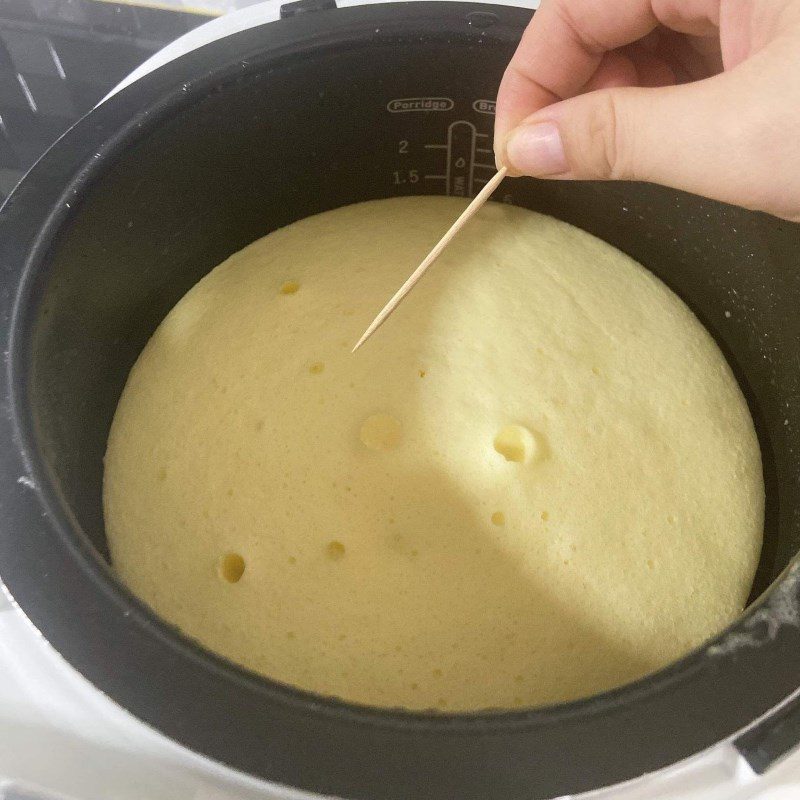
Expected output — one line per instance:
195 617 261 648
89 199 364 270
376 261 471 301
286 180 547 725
2 3 800 798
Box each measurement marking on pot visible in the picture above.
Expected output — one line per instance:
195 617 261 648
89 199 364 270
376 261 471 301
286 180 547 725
401 121 495 196
446 120 477 197
386 97 454 113
472 99 496 115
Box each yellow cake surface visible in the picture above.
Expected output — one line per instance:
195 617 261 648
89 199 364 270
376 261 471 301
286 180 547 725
104 197 764 710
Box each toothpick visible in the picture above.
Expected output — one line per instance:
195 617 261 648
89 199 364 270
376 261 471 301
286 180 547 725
352 166 508 352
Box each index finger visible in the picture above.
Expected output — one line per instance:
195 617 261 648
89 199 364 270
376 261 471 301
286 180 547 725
494 0 721 152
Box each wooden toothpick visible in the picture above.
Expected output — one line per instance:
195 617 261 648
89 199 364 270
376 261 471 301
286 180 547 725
352 166 508 352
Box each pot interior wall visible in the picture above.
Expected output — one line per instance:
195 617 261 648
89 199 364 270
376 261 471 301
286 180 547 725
27 36 800 609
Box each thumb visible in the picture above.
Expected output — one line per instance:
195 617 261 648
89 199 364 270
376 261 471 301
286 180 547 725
501 73 765 208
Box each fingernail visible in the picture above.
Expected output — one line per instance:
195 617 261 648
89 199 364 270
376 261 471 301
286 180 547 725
505 122 568 176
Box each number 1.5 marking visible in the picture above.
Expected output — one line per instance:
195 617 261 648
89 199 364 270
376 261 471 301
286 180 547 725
393 170 419 185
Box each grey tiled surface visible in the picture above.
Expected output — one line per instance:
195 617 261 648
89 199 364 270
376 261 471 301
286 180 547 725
0 0 207 204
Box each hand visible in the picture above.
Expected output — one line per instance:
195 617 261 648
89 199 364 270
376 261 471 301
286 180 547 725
494 0 800 222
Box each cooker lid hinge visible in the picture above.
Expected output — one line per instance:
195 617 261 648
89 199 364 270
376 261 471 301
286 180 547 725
735 693 800 774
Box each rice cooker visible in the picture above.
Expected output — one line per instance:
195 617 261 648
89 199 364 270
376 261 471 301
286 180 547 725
1 1 800 798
